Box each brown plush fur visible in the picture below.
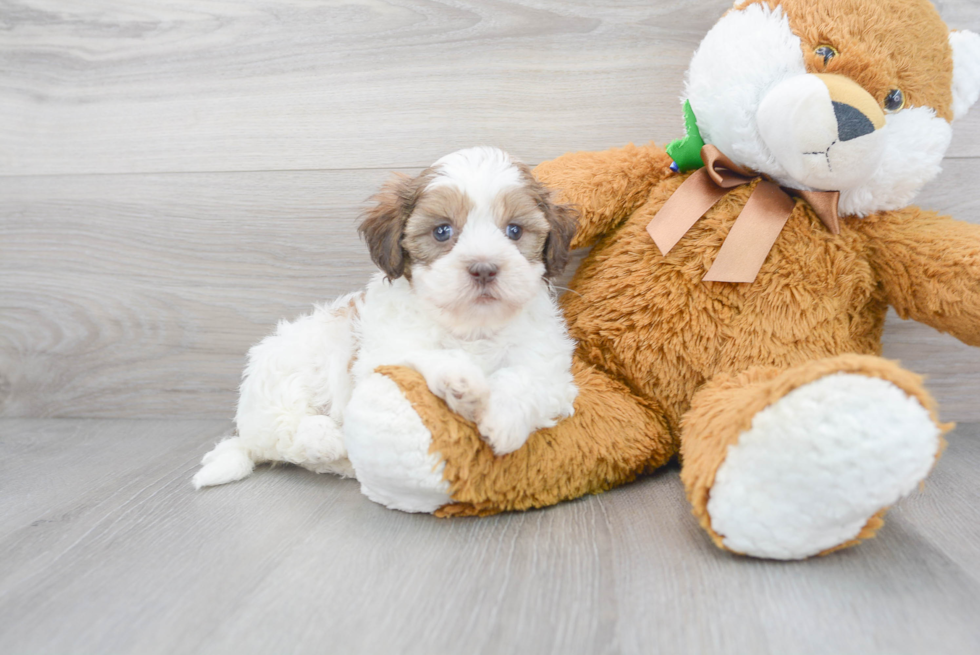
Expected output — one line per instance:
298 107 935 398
373 0 978 556
741 0 955 121
377 359 673 517
379 137 978 550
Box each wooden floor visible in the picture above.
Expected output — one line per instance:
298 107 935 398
1 419 979 654
2 0 979 421
4 1 980 653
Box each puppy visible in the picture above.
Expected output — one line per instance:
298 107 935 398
193 147 579 489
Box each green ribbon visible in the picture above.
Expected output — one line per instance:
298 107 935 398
666 100 706 172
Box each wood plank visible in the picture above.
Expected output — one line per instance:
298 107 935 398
0 169 383 418
3 157 980 419
0 418 231 593
2 0 978 176
0 418 978 654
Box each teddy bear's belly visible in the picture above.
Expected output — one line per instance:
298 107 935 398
562 200 887 430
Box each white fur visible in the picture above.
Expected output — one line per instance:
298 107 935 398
193 147 578 495
686 3 806 181
430 147 524 206
344 372 452 513
950 30 980 121
684 4 960 217
838 108 951 216
415 149 547 338
757 74 887 191
707 373 940 560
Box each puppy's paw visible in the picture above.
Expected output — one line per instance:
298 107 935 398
288 415 352 476
477 411 533 456
431 365 489 423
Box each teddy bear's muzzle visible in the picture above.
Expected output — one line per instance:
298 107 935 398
756 73 887 192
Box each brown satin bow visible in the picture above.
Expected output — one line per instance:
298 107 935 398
646 145 841 283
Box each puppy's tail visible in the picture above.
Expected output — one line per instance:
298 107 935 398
193 437 255 489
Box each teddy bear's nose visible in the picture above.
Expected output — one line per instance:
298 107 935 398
833 102 877 142
756 72 887 191
815 73 886 137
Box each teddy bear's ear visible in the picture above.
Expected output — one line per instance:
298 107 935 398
950 30 980 120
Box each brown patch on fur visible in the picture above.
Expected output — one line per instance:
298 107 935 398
358 169 435 280
335 292 365 374
492 187 552 265
401 185 472 268
741 0 955 121
513 162 579 277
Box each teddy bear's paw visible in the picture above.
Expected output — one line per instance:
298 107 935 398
706 373 941 560
477 411 533 456
432 365 490 423
287 415 354 478
344 372 452 513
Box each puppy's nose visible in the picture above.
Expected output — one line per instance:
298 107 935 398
468 262 498 284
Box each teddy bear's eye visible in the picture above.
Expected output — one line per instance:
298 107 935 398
814 45 837 66
884 89 905 113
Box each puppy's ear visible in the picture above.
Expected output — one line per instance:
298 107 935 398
358 172 426 280
541 195 579 278
515 162 580 278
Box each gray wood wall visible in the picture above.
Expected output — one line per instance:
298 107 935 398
2 0 979 420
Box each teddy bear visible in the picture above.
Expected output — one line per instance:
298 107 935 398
342 0 980 560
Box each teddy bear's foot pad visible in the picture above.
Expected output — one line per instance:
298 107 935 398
706 373 940 560
345 372 452 513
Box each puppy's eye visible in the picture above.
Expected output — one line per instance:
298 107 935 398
505 224 523 240
432 224 453 242
815 45 837 67
884 89 905 113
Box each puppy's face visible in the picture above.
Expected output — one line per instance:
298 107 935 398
359 147 577 334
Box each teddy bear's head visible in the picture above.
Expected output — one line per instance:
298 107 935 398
683 0 980 216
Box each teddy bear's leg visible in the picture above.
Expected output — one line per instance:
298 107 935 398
344 358 674 516
680 354 950 560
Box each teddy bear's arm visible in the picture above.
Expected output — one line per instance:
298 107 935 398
862 208 980 347
534 143 674 250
